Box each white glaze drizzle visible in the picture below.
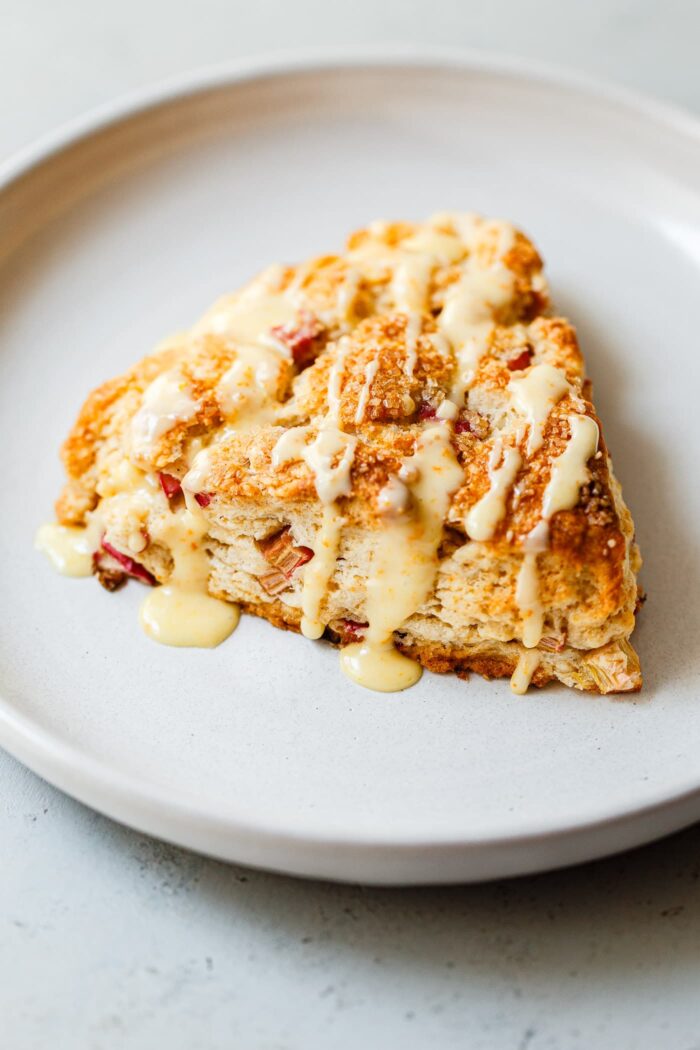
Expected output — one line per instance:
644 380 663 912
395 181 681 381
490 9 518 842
181 446 214 501
37 452 240 650
35 523 94 577
217 343 284 428
271 372 355 639
294 337 358 638
196 264 298 344
542 414 600 519
376 475 410 516
509 364 571 456
465 438 522 542
510 649 541 695
399 227 465 264
435 399 459 421
271 421 356 504
340 424 464 692
140 585 239 647
515 552 544 649
441 266 515 406
130 370 199 459
438 217 518 406
196 264 305 434
391 254 434 312
339 640 423 693
96 461 239 648
303 426 357 504
271 426 312 468
139 504 239 647
347 214 519 413
300 504 344 640
524 519 550 552
510 412 600 681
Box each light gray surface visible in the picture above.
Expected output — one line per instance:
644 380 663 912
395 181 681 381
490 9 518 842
5 754 700 1049
2 1 700 1046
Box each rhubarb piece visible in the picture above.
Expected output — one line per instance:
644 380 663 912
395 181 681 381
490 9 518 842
507 348 533 371
417 401 438 421
585 640 641 694
99 539 156 585
92 551 126 592
194 492 212 508
270 310 325 369
159 472 182 500
258 569 292 596
258 528 313 575
454 411 489 439
539 632 567 653
339 619 368 643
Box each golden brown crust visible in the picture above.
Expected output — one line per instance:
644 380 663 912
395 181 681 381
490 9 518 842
229 591 641 695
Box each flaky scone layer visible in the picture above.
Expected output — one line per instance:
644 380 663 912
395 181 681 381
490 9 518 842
55 213 642 693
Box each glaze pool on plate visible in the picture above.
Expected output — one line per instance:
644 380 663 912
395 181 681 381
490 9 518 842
0 53 699 883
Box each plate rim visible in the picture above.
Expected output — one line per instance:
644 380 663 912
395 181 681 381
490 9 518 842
4 43 700 194
2 45 700 882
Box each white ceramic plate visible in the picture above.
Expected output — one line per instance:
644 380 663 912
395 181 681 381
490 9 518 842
2 50 699 884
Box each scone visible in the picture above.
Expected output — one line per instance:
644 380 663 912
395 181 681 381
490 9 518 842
38 213 643 695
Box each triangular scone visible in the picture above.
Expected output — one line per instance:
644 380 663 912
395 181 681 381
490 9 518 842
50 214 642 694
